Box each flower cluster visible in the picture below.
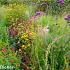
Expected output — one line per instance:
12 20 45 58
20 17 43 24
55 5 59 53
17 32 36 51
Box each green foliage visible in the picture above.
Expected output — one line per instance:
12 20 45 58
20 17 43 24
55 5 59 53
0 6 9 46
30 15 70 70
0 46 21 70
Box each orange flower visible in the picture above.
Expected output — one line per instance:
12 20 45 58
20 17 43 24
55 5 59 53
10 60 14 64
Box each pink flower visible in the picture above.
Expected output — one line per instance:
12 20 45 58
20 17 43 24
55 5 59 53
64 14 70 21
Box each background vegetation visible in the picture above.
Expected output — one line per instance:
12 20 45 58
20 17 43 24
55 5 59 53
0 0 70 70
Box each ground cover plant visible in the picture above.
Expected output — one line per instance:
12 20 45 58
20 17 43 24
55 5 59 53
0 0 70 70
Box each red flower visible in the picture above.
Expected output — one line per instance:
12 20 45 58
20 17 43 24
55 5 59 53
2 48 7 53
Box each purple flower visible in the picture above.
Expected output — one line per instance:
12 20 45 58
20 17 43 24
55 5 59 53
68 15 70 19
64 15 70 21
36 11 41 16
35 11 45 16
57 0 64 4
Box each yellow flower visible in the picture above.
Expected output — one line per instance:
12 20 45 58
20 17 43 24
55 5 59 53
21 36 24 39
21 45 27 49
21 33 28 39
21 45 25 48
28 44 31 47
24 34 28 38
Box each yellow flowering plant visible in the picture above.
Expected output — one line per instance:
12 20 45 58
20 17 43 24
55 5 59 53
16 32 36 51
5 3 27 26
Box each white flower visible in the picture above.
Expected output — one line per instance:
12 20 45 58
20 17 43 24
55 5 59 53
38 25 49 37
43 26 49 33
